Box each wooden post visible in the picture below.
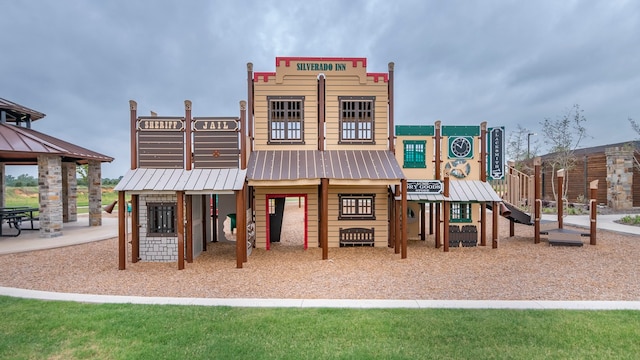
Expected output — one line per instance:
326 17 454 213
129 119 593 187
389 188 396 248
388 62 395 154
202 195 208 252
479 122 487 182
443 176 450 252
235 187 245 268
401 179 408 259
394 185 400 254
534 157 541 244
131 195 139 262
129 100 137 170
185 100 192 171
434 121 442 248
557 169 565 229
118 190 126 270
247 63 254 152
240 185 247 263
492 201 498 248
177 191 185 270
321 178 329 260
186 195 193 263
480 203 486 246
429 203 433 235
420 203 426 240
240 101 247 169
590 180 598 245
318 74 326 151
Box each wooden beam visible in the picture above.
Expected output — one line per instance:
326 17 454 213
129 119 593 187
131 195 139 263
401 179 408 259
590 180 598 245
118 191 126 270
236 188 244 268
177 191 185 270
492 201 498 248
534 157 541 244
186 195 193 263
480 203 487 246
321 178 329 260
202 195 207 252
420 203 426 241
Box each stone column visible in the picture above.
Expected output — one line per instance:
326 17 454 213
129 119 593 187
38 155 63 238
88 160 102 226
606 147 634 210
62 162 78 223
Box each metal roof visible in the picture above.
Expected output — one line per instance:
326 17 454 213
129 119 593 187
114 168 247 194
405 180 503 202
0 98 46 121
0 123 113 163
247 150 405 181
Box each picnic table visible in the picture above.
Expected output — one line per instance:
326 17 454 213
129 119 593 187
0 207 39 237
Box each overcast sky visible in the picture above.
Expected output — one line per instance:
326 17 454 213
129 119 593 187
3 0 639 179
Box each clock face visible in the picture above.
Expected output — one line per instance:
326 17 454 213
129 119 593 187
450 136 472 158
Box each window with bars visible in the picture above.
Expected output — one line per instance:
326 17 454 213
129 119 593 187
148 203 177 235
450 203 472 223
339 194 376 220
268 96 304 143
403 140 427 168
339 96 374 143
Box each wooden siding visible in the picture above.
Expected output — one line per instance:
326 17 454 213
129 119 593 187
327 185 389 247
253 77 318 151
138 131 184 168
253 186 318 249
395 134 436 180
193 131 239 169
541 154 607 204
324 79 389 151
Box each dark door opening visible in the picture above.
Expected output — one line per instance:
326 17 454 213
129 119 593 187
266 194 307 250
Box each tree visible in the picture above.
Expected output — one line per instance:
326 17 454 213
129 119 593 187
539 104 588 202
76 164 88 186
507 124 540 168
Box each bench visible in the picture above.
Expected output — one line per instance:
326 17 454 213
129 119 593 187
339 227 375 247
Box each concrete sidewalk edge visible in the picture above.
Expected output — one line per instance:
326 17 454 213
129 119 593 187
2 287 639 310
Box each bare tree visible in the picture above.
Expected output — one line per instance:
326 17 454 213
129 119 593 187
539 104 588 202
507 124 539 171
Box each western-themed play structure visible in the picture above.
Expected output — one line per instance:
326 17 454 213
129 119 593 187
114 57 598 270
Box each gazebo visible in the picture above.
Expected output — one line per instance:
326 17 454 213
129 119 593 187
0 98 114 237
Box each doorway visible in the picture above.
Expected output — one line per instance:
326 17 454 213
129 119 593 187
266 194 307 250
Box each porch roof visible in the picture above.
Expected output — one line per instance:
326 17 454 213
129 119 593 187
247 150 405 182
405 180 503 202
114 168 247 194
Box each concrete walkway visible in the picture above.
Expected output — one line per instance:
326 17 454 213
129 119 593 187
1 212 639 309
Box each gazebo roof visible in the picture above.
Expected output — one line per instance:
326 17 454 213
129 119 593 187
0 97 46 122
0 123 113 164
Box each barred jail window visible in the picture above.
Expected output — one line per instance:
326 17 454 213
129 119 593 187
148 203 177 235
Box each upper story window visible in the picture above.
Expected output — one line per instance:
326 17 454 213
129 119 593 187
403 140 426 168
268 96 304 144
339 96 375 144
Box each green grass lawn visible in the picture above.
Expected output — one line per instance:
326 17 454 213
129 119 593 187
3 186 119 214
0 296 638 359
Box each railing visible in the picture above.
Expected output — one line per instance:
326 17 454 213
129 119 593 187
490 164 534 215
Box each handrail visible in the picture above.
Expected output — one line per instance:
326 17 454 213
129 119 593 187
489 164 534 215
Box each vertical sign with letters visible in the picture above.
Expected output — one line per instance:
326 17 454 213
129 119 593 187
488 126 505 180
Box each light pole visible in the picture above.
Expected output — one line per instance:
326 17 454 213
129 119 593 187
527 133 536 159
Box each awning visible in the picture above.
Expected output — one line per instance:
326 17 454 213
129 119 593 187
403 180 503 202
114 168 247 194
247 150 405 184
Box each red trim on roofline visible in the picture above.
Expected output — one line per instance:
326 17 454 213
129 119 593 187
367 73 389 83
253 72 276 82
276 57 367 68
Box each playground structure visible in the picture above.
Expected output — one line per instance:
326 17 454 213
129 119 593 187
493 157 598 246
